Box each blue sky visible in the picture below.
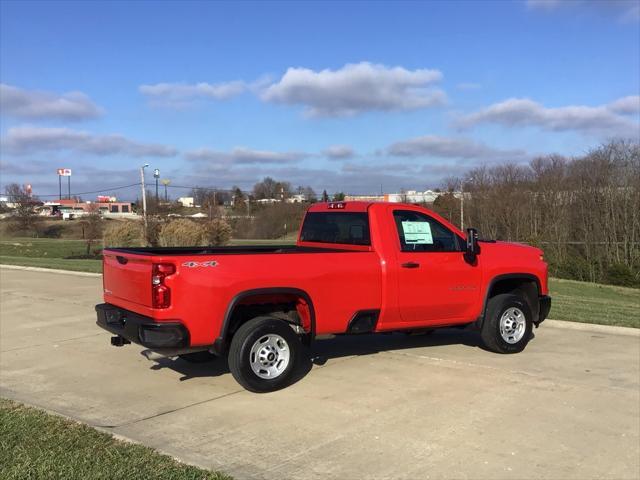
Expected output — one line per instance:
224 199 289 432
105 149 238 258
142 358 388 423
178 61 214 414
1 0 639 199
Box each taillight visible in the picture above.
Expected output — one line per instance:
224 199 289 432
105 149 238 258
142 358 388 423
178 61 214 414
152 263 175 308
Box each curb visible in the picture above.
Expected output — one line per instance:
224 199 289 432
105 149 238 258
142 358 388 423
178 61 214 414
1 264 637 336
545 319 639 337
0 264 101 277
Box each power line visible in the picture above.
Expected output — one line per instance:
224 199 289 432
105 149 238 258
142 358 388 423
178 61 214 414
3 180 407 200
2 182 142 199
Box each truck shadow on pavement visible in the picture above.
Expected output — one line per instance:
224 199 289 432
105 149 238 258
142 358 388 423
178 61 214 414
147 327 496 387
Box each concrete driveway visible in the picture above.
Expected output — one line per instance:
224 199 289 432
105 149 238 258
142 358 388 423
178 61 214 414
1 266 639 480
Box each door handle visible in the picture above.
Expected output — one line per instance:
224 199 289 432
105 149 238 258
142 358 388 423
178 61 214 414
401 262 420 269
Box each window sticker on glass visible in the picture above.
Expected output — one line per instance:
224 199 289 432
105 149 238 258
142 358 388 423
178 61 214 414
402 221 433 244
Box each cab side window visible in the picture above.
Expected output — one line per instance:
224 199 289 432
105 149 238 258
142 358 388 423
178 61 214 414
393 210 461 252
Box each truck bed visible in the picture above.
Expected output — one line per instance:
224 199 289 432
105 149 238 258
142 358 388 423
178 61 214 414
105 245 355 256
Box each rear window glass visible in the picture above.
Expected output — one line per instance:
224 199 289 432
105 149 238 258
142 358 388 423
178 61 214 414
300 212 370 245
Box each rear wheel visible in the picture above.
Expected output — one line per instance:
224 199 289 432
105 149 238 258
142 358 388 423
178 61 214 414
228 316 302 393
481 293 533 354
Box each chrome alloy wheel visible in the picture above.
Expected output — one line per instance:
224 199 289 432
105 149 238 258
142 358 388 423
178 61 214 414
249 334 290 379
499 307 526 344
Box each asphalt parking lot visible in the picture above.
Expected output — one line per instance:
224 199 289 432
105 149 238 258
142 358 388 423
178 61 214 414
1 266 639 480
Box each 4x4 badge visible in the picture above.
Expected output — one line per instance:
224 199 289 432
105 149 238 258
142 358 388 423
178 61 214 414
182 261 218 268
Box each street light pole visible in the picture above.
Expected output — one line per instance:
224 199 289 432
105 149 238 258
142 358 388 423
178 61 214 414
140 164 149 237
460 183 464 231
154 169 160 204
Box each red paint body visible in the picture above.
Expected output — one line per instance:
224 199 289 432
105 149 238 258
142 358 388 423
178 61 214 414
102 202 548 347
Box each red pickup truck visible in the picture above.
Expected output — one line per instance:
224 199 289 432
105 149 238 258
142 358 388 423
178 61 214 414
96 201 550 392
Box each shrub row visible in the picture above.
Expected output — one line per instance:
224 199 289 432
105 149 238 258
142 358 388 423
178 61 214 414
103 218 231 248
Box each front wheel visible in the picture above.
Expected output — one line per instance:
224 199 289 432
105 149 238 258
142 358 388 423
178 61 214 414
481 293 533 354
228 316 302 393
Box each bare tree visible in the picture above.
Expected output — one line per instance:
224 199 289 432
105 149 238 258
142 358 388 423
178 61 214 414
253 177 291 200
80 204 103 255
4 183 41 236
434 140 640 286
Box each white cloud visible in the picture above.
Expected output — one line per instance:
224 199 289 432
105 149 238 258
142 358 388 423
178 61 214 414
0 84 102 121
456 97 640 137
323 145 355 159
2 126 177 157
261 62 446 117
139 81 247 106
185 147 309 164
386 135 530 162
184 162 433 195
608 95 640 115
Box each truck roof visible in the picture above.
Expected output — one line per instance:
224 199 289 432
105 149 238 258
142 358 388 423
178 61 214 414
307 201 374 212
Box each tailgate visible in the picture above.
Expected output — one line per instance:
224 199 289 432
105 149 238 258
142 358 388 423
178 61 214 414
103 250 153 307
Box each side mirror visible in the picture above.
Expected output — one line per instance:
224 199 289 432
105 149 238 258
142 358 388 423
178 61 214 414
465 228 479 262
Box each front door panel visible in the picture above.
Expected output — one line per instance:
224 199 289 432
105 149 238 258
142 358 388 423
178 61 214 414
392 209 481 324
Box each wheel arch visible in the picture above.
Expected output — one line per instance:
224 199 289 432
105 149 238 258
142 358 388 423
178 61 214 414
479 273 541 326
215 287 316 354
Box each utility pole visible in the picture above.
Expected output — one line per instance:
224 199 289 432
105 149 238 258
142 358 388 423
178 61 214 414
140 164 149 236
161 179 170 202
154 169 160 204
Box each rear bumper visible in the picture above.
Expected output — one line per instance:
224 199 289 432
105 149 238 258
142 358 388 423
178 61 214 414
95 303 189 349
537 295 552 325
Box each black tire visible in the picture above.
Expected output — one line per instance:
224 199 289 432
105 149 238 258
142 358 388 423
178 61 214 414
228 316 302 393
178 351 217 363
481 293 533 354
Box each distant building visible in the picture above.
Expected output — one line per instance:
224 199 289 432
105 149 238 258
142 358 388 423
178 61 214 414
286 194 307 203
384 190 438 203
343 194 385 202
40 198 134 219
345 190 461 204
177 197 195 207
0 195 16 209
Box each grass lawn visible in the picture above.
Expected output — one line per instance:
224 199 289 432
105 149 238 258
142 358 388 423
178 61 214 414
1 237 637 328
0 256 103 273
0 237 93 258
0 398 229 480
0 237 102 273
548 278 639 328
